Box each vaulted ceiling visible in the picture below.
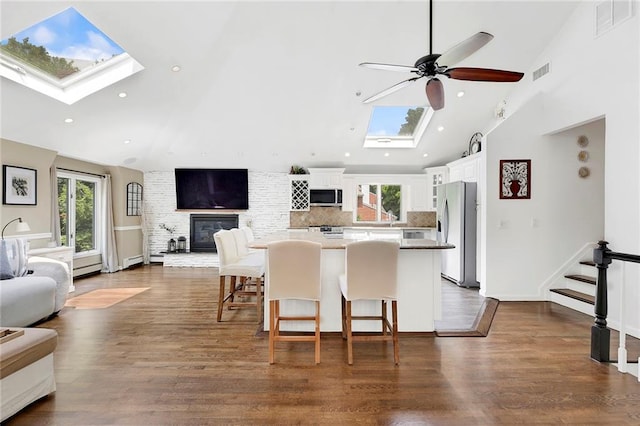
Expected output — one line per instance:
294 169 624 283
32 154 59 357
1 1 581 173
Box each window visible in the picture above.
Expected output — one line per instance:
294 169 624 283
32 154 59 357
58 172 102 254
363 106 433 149
356 184 402 223
0 7 143 104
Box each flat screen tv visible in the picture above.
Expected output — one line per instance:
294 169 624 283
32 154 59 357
175 168 249 210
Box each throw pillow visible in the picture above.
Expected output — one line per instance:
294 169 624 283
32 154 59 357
0 240 15 280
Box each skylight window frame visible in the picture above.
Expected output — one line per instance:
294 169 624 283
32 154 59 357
1 51 143 105
0 7 143 105
363 105 434 149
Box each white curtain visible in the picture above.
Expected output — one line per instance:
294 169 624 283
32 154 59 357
101 175 119 273
50 167 61 246
141 195 150 264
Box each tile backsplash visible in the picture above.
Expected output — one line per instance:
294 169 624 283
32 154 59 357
290 208 436 228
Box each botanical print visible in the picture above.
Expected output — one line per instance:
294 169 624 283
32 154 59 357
12 176 29 197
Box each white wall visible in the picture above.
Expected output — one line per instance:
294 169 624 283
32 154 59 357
143 170 290 256
483 2 639 332
484 97 605 300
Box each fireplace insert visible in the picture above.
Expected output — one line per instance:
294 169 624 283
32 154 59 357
189 214 238 252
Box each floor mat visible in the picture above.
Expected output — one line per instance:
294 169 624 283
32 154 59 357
65 288 150 309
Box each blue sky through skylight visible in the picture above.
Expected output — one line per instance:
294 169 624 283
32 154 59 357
367 106 416 136
2 7 124 67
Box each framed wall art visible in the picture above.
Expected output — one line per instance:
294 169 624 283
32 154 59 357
499 159 531 200
2 165 37 205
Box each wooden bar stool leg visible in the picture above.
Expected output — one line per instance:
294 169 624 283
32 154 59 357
392 300 399 365
346 300 353 365
381 300 387 335
228 276 236 309
256 277 263 324
217 276 226 322
341 295 347 340
314 300 321 364
269 300 276 364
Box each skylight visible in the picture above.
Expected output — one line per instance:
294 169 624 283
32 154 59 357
364 105 433 149
0 7 143 104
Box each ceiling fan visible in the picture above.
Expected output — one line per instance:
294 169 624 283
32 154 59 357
359 0 524 110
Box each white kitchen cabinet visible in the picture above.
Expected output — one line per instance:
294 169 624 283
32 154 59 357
408 176 429 212
307 168 344 189
289 175 310 211
341 176 356 211
447 153 479 183
28 245 75 292
424 166 448 211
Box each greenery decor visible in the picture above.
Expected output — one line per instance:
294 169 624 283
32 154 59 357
289 165 308 175
1 37 79 79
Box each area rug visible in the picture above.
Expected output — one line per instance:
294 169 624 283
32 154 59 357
65 288 150 309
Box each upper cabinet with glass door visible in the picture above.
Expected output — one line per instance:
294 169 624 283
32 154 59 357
424 167 448 211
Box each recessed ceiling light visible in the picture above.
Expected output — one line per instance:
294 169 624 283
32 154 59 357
123 139 131 144
64 118 73 123
171 65 181 72
457 91 465 98
345 152 351 157
437 126 444 132
384 152 390 157
118 92 127 98
423 153 429 157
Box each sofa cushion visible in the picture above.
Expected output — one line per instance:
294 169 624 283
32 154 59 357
0 241 14 280
0 277 56 327
2 239 28 277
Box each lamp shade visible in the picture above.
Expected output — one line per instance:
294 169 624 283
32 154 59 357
15 221 30 232
1 217 31 239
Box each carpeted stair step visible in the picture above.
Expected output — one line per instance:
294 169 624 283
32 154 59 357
550 288 595 305
565 274 596 285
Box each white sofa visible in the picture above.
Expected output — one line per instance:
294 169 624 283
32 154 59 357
0 239 70 327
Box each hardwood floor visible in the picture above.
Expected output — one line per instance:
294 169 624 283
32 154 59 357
6 265 640 425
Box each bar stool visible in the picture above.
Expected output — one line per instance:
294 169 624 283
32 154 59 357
214 229 264 322
339 240 400 365
266 240 322 364
231 227 265 300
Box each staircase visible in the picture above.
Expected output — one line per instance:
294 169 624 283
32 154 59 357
549 260 597 316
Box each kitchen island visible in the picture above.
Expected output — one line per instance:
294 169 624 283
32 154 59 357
249 231 453 333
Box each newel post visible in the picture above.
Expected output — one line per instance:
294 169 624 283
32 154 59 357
591 240 612 362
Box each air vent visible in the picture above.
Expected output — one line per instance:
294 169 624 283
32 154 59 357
595 0 633 37
532 63 550 81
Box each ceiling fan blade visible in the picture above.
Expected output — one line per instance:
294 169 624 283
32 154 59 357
425 78 444 110
359 62 419 73
446 67 524 82
362 77 420 104
436 32 494 67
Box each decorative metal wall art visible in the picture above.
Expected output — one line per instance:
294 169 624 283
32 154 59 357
499 159 531 200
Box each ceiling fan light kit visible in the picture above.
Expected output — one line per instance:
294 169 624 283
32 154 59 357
360 0 524 110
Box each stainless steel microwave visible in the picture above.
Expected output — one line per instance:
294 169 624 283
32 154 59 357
309 189 342 206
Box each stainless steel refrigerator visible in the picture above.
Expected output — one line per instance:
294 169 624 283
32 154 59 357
436 181 478 287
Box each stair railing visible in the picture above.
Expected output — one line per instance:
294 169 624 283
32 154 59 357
592 241 640 368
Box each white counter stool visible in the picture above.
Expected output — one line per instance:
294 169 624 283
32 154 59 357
230 227 265 302
266 240 322 364
339 240 400 365
214 230 264 323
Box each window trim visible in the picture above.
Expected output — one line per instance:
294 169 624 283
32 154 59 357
354 182 405 224
57 171 103 256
